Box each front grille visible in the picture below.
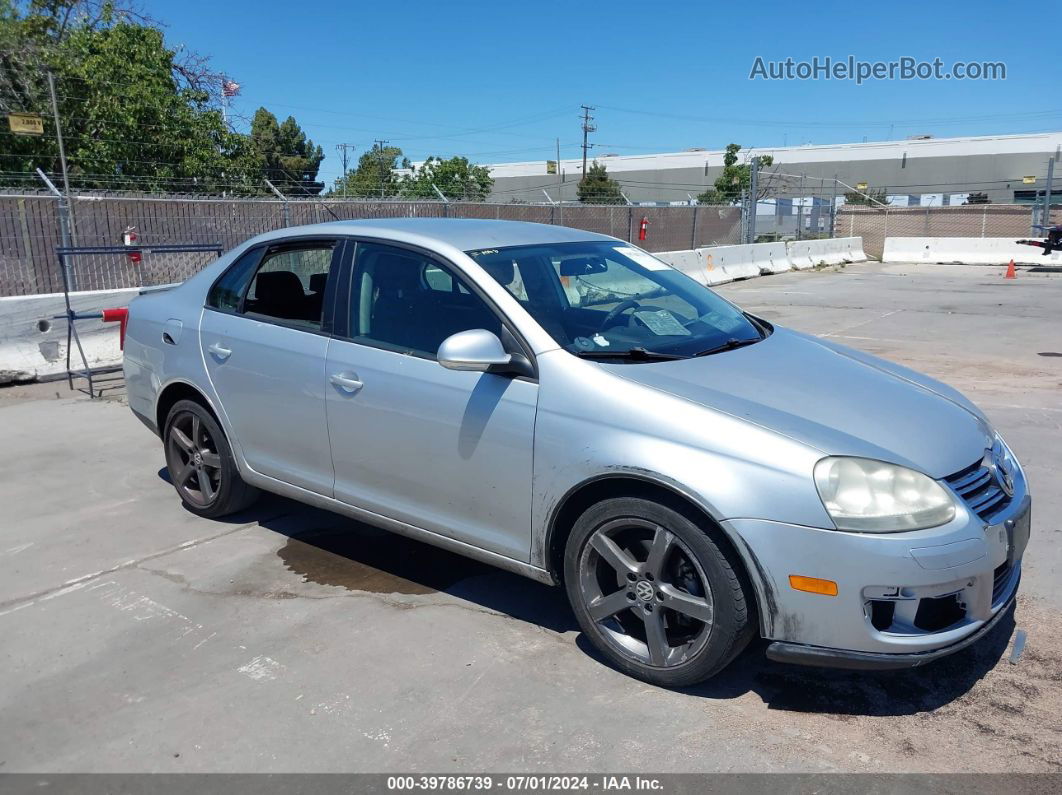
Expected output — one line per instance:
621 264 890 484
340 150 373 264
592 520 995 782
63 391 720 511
945 460 1011 523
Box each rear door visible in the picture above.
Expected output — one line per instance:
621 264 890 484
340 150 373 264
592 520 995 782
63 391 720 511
199 238 344 495
324 241 538 561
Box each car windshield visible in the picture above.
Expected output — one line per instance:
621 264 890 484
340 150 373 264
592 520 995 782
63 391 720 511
466 241 765 360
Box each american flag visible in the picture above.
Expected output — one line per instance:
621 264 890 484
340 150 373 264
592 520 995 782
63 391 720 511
222 79 240 97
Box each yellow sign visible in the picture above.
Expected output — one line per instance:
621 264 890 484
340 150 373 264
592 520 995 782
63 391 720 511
855 182 868 191
8 113 44 136
546 160 557 175
1022 176 1036 184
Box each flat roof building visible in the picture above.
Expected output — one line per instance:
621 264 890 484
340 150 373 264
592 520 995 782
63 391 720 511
479 132 1062 207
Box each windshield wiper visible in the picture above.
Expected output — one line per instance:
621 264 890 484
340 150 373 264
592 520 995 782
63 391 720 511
692 337 761 357
574 347 684 361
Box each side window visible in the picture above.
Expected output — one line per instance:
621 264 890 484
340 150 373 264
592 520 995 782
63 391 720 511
207 247 262 311
350 243 501 358
242 243 336 329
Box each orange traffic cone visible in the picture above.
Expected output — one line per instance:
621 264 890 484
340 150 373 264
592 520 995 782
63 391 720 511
1005 260 1016 279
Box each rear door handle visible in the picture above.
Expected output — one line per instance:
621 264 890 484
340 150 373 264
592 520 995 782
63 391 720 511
329 372 364 393
208 342 232 360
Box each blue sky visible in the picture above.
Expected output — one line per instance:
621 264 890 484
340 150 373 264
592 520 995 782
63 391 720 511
153 0 1056 188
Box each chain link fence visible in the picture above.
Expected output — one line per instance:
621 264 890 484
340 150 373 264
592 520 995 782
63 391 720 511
0 193 743 297
835 204 1058 260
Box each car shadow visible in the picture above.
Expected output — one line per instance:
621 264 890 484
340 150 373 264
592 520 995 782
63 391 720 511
156 466 1014 716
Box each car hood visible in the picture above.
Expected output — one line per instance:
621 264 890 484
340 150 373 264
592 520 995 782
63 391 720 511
603 327 992 478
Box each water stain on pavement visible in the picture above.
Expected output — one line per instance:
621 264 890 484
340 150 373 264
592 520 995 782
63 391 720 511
277 525 494 595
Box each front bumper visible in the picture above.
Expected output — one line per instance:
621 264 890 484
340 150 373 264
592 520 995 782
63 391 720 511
765 585 1017 670
723 482 1030 663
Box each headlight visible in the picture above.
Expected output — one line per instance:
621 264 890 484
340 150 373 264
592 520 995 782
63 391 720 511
813 457 956 532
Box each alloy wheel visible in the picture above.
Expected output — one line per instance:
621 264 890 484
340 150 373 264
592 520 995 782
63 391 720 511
578 517 715 667
166 410 223 508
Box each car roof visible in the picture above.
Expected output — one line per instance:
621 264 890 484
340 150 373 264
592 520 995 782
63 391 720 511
250 217 619 252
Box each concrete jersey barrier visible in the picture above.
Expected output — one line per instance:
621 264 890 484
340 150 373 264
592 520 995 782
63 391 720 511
882 237 1062 265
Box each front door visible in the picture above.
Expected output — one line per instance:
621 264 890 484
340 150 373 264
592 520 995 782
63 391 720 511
200 239 341 495
324 241 538 561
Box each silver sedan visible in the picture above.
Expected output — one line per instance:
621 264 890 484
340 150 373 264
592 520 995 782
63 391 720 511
124 219 1029 687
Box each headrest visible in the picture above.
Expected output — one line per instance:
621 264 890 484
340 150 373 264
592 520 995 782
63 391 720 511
308 272 328 294
254 270 303 302
371 253 422 297
478 256 515 286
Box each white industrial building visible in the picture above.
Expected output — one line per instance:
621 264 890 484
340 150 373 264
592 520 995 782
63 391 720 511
483 132 1062 208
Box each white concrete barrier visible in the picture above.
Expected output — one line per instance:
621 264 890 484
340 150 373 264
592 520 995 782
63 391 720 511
786 237 868 269
0 288 136 383
697 243 792 281
786 240 816 270
882 237 1062 265
656 248 733 286
839 237 868 263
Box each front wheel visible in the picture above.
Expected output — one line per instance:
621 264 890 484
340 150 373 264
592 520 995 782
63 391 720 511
564 497 754 687
164 399 259 519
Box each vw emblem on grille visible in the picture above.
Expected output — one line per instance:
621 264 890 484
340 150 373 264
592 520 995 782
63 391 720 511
634 581 655 602
991 451 1015 497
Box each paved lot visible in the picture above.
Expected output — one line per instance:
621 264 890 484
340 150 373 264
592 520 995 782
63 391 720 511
1 261 1060 773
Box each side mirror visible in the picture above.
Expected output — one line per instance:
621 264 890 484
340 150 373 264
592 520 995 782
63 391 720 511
438 329 513 372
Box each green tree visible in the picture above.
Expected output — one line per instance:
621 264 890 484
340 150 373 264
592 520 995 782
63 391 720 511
842 187 886 206
697 144 773 205
332 142 406 198
400 155 493 201
578 160 623 204
250 108 324 195
0 1 316 194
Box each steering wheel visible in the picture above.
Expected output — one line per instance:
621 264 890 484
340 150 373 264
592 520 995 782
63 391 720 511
599 299 641 330
600 301 679 331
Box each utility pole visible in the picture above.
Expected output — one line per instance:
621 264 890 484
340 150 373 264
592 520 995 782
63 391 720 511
373 139 389 198
556 137 564 224
580 105 596 183
746 158 760 244
335 143 354 196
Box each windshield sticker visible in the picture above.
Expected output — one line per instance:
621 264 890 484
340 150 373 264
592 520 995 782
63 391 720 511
634 310 692 336
614 246 670 271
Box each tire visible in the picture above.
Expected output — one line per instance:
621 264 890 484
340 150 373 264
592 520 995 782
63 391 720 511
163 399 259 519
564 497 754 687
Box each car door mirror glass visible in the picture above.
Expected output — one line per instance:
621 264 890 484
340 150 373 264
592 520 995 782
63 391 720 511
438 329 512 372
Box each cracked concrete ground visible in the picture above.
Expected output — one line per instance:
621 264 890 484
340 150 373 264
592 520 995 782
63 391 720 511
1 261 1060 772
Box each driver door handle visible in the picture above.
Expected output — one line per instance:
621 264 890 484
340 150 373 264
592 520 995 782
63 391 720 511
329 372 364 393
208 342 232 360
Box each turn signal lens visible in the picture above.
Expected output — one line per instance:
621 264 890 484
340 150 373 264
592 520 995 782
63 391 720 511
789 575 838 596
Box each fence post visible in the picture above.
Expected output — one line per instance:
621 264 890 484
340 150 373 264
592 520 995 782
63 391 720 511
691 204 699 249
746 158 759 244
627 206 633 242
829 174 838 238
35 168 74 290
264 179 290 227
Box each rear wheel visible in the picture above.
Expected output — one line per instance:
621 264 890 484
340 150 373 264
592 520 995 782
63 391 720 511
164 399 258 518
564 497 753 687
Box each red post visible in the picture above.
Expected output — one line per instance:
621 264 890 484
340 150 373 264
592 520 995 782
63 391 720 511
101 307 129 349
